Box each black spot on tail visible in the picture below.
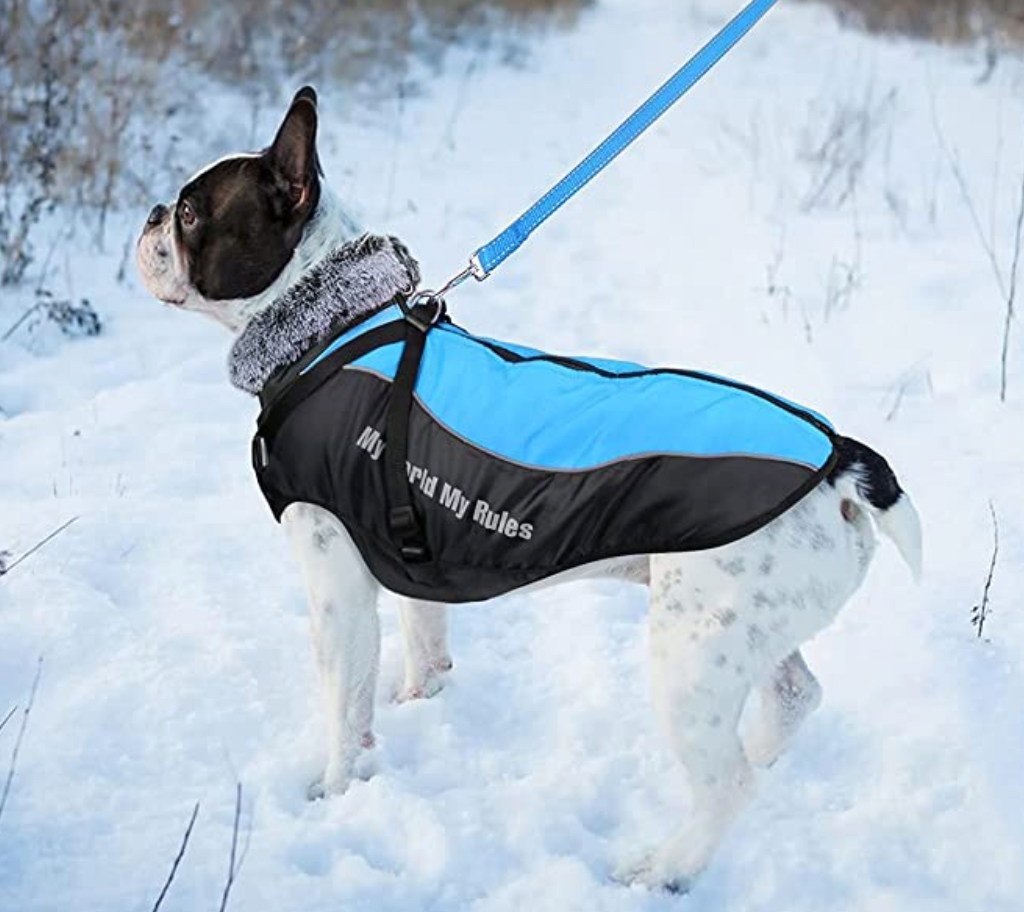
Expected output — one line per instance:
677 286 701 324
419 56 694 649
827 436 903 511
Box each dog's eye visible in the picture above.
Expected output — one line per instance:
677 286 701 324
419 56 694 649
179 201 197 228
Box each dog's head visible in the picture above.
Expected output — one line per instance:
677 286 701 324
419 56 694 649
137 86 345 329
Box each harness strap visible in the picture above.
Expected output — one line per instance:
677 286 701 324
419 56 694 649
384 312 434 563
254 302 441 568
254 318 408 455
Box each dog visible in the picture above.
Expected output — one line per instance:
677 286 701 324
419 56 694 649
137 87 922 892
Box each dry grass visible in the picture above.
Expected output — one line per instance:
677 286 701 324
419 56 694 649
0 0 587 283
794 0 1024 44
115 0 591 89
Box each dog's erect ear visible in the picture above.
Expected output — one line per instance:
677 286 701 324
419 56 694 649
267 87 320 212
292 85 318 107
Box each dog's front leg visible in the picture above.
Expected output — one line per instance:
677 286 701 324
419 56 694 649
282 503 381 799
396 598 451 701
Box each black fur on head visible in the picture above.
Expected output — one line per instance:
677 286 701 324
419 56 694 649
175 86 323 301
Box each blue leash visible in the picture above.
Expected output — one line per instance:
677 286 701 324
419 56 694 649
420 0 783 306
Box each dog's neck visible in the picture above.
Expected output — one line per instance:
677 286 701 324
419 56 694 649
205 186 363 333
228 232 420 394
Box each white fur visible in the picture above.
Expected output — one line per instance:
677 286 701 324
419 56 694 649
622 483 880 889
143 175 923 892
831 471 924 582
875 495 924 582
282 502 381 798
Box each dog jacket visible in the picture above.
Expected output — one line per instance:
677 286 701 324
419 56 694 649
233 236 838 604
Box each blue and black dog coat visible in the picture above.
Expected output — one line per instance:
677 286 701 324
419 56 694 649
237 236 837 604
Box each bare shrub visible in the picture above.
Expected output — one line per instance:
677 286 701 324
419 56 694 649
0 0 589 285
159 0 590 90
931 97 1024 402
794 0 1024 45
0 0 78 285
798 86 897 212
0 0 188 278
2 291 102 343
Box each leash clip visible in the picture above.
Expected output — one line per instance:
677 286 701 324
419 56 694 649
400 255 488 329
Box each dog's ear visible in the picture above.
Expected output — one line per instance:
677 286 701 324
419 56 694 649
292 85 318 107
267 87 320 213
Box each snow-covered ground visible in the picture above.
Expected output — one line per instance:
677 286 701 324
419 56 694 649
2 1 1023 909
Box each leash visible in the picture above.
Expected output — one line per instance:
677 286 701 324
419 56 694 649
410 0 783 311
389 0 783 562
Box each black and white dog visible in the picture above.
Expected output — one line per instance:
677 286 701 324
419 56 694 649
137 88 922 891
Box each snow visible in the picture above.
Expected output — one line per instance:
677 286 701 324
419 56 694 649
2 0 1024 909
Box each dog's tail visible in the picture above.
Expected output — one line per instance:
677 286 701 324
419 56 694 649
828 436 923 582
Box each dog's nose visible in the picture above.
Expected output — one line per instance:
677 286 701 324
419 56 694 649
146 204 168 227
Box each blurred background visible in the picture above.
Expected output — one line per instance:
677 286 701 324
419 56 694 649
0 0 589 286
1 0 1022 290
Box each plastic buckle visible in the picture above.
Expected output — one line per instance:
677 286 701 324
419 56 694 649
389 505 419 536
389 506 431 564
399 543 431 564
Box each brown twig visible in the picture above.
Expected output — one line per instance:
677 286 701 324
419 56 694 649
217 783 247 912
0 705 17 737
1000 163 1024 403
937 132 1008 299
150 802 200 912
0 657 43 830
0 516 78 580
971 502 999 640
1 303 41 343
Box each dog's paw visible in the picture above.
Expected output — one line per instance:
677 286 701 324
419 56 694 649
394 679 443 703
742 726 786 769
612 854 694 894
614 828 718 894
308 733 378 799
307 772 350 802
394 661 451 703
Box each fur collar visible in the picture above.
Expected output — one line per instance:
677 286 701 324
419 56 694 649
228 234 420 394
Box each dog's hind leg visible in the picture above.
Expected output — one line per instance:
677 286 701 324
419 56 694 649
396 598 451 702
282 503 382 799
621 560 756 892
744 650 822 768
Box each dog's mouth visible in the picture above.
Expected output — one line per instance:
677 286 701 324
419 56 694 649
135 231 191 308
154 293 186 306
138 271 186 307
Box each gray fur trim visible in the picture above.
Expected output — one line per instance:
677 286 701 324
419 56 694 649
228 234 420 394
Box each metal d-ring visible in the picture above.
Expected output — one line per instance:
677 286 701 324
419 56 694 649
400 257 487 330
399 288 446 331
